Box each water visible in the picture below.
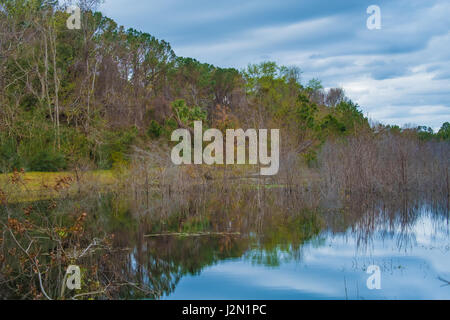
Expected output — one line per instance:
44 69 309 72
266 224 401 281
4 188 449 300
140 205 450 300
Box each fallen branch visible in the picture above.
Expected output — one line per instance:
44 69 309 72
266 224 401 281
438 277 450 287
144 231 241 237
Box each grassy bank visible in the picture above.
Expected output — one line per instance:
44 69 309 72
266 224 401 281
0 170 117 203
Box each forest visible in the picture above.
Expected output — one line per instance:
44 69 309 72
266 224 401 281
0 0 448 174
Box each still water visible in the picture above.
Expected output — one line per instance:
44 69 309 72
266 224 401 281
137 204 450 300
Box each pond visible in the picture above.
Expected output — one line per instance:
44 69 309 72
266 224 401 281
2 185 449 300
126 200 450 300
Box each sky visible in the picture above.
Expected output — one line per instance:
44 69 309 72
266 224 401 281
100 0 450 130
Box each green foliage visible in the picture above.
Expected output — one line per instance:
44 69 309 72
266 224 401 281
243 62 291 95
0 120 68 172
172 99 207 127
306 78 323 91
0 2 445 176
96 128 138 169
27 149 67 172
382 123 449 142
295 93 318 131
181 216 211 233
319 114 346 136
243 62 303 119
438 122 450 140
0 136 23 173
417 126 435 141
334 100 367 132
147 120 163 139
386 125 402 134
164 118 178 133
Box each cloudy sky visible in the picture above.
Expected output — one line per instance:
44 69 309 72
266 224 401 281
100 0 450 130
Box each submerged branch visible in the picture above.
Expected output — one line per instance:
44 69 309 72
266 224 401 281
144 231 241 237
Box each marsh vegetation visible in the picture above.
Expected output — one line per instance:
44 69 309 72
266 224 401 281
0 135 448 299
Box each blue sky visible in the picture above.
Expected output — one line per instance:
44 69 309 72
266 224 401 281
100 0 450 130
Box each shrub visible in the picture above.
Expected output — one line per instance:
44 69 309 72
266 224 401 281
96 127 138 169
0 136 23 173
27 150 67 172
147 120 162 138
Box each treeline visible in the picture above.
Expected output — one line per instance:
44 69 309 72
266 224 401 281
0 0 449 173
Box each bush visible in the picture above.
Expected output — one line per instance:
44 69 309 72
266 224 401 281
162 118 178 137
0 136 23 173
96 127 138 169
147 120 162 138
27 150 67 172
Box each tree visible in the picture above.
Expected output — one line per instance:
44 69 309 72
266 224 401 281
171 99 207 128
438 122 450 140
326 88 345 107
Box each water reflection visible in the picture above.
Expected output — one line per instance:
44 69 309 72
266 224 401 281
115 194 450 299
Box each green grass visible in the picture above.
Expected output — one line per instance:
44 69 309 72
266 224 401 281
0 170 117 203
